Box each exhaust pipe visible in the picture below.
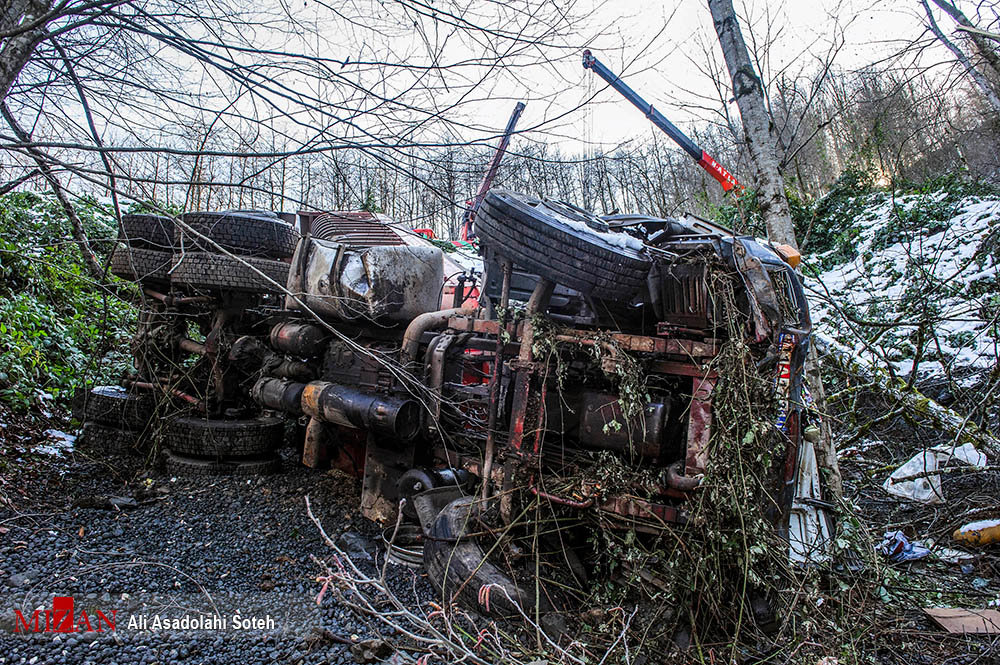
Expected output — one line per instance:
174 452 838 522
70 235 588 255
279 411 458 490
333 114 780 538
253 377 420 441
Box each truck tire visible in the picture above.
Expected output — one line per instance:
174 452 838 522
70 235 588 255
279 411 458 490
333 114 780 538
423 496 548 618
164 451 281 476
477 189 650 299
110 245 173 286
170 252 289 294
177 211 299 259
78 421 139 454
161 416 284 457
119 214 174 250
78 386 153 430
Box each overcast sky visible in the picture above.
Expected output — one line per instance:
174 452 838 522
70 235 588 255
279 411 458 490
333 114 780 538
525 0 930 152
332 0 932 155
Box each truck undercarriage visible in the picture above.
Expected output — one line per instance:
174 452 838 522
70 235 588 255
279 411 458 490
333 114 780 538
97 187 832 619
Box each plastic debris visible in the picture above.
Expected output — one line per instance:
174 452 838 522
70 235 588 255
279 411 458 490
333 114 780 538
953 518 1000 547
879 531 930 562
931 545 975 565
883 442 987 504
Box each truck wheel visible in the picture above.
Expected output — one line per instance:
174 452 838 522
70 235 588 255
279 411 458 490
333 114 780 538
177 211 299 259
478 190 649 296
78 421 139 454
161 416 284 457
77 386 153 430
170 252 289 294
110 245 173 286
422 496 548 618
164 451 281 476
119 214 174 250
477 189 650 299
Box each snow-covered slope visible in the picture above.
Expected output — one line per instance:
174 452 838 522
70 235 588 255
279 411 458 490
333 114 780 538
805 190 999 383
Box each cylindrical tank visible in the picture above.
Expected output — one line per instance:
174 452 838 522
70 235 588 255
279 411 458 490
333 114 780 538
269 321 328 357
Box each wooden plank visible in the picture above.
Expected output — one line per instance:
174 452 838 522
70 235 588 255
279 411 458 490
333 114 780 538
923 607 1000 634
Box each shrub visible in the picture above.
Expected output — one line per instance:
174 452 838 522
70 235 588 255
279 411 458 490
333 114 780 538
0 192 133 412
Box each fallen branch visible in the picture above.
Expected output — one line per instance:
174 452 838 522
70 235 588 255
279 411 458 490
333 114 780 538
817 334 1000 457
955 25 1000 42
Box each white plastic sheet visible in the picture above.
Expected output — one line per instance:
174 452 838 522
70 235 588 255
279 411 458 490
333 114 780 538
883 442 987 504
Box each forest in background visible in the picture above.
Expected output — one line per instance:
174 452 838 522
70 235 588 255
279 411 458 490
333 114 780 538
6 62 998 242
3 2 1000 242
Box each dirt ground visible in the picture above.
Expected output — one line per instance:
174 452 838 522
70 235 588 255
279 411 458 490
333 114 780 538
1 397 999 665
0 408 433 665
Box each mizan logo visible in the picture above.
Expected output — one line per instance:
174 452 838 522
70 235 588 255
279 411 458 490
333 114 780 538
14 597 116 633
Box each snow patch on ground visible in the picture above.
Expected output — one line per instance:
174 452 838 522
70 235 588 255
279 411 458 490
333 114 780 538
37 429 76 456
806 193 999 380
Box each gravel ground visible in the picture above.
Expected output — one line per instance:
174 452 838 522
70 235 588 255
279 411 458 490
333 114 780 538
0 427 433 665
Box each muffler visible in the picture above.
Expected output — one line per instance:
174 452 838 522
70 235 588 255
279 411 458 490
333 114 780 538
253 377 420 441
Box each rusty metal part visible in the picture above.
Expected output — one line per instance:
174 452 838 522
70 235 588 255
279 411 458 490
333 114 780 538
599 495 686 525
269 321 328 357
202 306 241 405
400 306 478 365
684 376 715 476
454 321 716 358
302 417 330 468
252 377 306 415
530 486 594 509
578 393 669 458
142 287 215 306
424 332 462 431
310 211 404 246
647 359 717 378
125 379 204 410
178 338 207 355
553 328 719 357
360 437 415 522
300 380 420 441
507 278 555 454
664 460 701 492
647 261 711 329
481 259 512 501
445 316 523 338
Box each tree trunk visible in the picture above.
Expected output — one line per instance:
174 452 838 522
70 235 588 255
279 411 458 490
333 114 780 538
707 0 797 249
707 0 843 500
0 1 51 104
930 0 1000 81
922 0 1000 115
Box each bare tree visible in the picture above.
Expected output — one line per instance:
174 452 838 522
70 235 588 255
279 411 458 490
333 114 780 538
922 0 1000 115
707 0 842 499
707 0 797 248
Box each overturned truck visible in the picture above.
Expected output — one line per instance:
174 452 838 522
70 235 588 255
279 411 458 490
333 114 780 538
263 189 828 611
105 189 830 617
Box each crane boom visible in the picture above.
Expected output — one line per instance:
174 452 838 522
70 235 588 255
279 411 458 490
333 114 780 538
461 101 526 240
582 50 741 193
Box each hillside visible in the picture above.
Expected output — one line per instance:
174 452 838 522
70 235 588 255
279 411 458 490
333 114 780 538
803 180 999 403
